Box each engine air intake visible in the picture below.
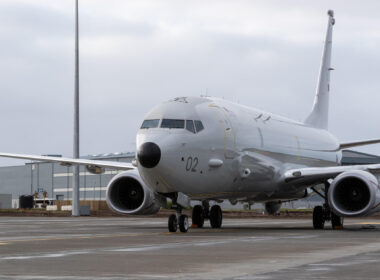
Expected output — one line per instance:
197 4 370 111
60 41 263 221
332 177 370 212
109 177 144 211
106 170 165 215
328 170 380 217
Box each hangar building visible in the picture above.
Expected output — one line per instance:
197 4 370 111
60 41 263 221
0 152 134 207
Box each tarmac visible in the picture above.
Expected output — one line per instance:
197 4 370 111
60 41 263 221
0 216 380 279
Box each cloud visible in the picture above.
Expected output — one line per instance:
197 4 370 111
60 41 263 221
1 0 380 167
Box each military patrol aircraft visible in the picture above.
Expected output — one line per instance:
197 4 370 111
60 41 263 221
2 10 380 233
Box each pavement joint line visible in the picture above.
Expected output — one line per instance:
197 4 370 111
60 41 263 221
0 232 163 244
108 234 318 253
1 228 277 243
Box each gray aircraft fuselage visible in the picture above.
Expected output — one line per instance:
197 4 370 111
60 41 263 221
137 96 341 202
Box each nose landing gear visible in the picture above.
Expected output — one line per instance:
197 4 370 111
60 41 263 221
168 214 178 232
167 194 189 233
168 210 189 233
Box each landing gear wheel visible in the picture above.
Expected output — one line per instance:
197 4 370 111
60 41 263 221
313 206 325 229
331 212 344 229
179 214 189 233
192 205 204 228
168 214 178 232
210 205 222 228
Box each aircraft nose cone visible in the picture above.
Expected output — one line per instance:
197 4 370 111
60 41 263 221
138 142 161 168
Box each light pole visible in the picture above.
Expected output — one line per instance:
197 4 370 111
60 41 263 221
72 0 80 216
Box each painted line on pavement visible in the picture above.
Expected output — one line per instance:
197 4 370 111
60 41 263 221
0 232 162 244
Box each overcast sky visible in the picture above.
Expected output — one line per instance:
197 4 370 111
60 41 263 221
1 0 380 166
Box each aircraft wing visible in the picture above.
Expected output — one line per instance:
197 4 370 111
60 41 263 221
0 152 135 170
284 164 380 185
339 139 380 150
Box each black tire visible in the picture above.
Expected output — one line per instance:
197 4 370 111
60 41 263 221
210 205 222 228
313 206 325 229
331 212 344 229
179 214 189 233
168 214 178 232
192 205 204 228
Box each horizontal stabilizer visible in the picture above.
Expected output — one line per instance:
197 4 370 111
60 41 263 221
340 139 380 150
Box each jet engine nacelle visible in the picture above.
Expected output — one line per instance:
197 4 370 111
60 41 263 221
328 170 380 217
265 201 282 215
106 170 166 215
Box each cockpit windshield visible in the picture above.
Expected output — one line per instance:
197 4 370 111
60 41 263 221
194 120 204 132
186 120 195 133
141 118 204 133
161 119 185 129
140 119 160 129
194 121 204 133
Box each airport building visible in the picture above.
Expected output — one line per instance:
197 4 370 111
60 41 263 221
0 150 379 209
0 152 134 208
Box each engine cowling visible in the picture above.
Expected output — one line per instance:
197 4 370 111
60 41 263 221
106 170 166 215
328 170 380 217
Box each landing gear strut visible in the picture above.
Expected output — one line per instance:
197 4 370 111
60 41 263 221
168 195 189 233
191 201 223 229
312 183 344 230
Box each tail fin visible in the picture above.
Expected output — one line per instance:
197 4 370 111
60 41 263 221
305 10 335 130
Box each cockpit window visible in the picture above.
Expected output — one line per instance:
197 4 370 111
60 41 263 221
186 120 195 133
161 119 185 129
194 120 204 132
141 119 160 129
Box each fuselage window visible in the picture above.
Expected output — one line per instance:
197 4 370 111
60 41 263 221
186 120 196 133
194 120 204 132
141 119 160 129
161 119 185 129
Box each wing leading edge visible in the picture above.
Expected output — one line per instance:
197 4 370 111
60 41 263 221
339 139 380 150
0 152 135 170
284 164 380 186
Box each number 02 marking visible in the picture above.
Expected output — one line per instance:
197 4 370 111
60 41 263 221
185 157 198 172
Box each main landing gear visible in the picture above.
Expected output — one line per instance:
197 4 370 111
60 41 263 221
191 201 223 229
312 183 344 230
